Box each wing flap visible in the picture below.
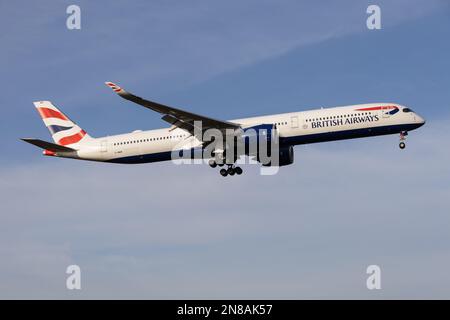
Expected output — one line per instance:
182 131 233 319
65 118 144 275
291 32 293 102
161 114 196 133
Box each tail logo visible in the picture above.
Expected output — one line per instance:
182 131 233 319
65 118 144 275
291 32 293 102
34 101 89 146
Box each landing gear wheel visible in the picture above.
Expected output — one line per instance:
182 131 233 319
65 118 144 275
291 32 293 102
227 167 235 176
208 159 217 168
399 131 407 150
218 163 224 167
219 168 228 177
235 167 243 175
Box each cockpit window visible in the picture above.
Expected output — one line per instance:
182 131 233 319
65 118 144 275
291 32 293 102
403 108 412 113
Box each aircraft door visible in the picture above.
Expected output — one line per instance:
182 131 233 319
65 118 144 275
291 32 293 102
100 140 108 153
291 115 299 128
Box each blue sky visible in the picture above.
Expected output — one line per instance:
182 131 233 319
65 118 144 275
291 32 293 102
0 0 449 298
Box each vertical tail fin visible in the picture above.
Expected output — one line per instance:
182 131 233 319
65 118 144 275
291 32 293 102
33 101 92 146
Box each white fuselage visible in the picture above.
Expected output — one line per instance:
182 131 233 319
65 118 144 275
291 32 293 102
56 102 426 163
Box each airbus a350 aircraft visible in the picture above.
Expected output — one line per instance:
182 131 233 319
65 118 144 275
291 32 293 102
22 82 425 176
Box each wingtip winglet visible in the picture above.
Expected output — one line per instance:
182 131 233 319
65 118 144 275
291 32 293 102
105 81 124 93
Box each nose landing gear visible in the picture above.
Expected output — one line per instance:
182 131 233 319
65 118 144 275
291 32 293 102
399 131 408 149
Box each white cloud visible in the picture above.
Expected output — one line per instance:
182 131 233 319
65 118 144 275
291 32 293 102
0 118 449 298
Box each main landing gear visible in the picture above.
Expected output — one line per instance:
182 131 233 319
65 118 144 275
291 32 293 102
399 131 408 149
209 160 242 177
219 165 243 177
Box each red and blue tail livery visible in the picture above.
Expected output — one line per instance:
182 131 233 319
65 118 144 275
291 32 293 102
33 101 91 146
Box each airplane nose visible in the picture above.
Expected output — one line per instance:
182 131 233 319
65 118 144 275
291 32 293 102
417 114 426 126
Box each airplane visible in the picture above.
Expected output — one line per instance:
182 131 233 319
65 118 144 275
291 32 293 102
22 82 426 177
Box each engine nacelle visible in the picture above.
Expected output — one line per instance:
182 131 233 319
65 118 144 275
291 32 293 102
278 145 294 166
262 145 294 167
213 124 293 167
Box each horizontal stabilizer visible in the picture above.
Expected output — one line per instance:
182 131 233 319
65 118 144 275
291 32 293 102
21 138 76 152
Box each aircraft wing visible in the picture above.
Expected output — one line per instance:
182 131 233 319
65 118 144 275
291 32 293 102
105 82 240 137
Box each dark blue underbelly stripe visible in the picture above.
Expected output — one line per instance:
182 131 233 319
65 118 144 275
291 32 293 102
280 123 422 145
107 123 423 164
